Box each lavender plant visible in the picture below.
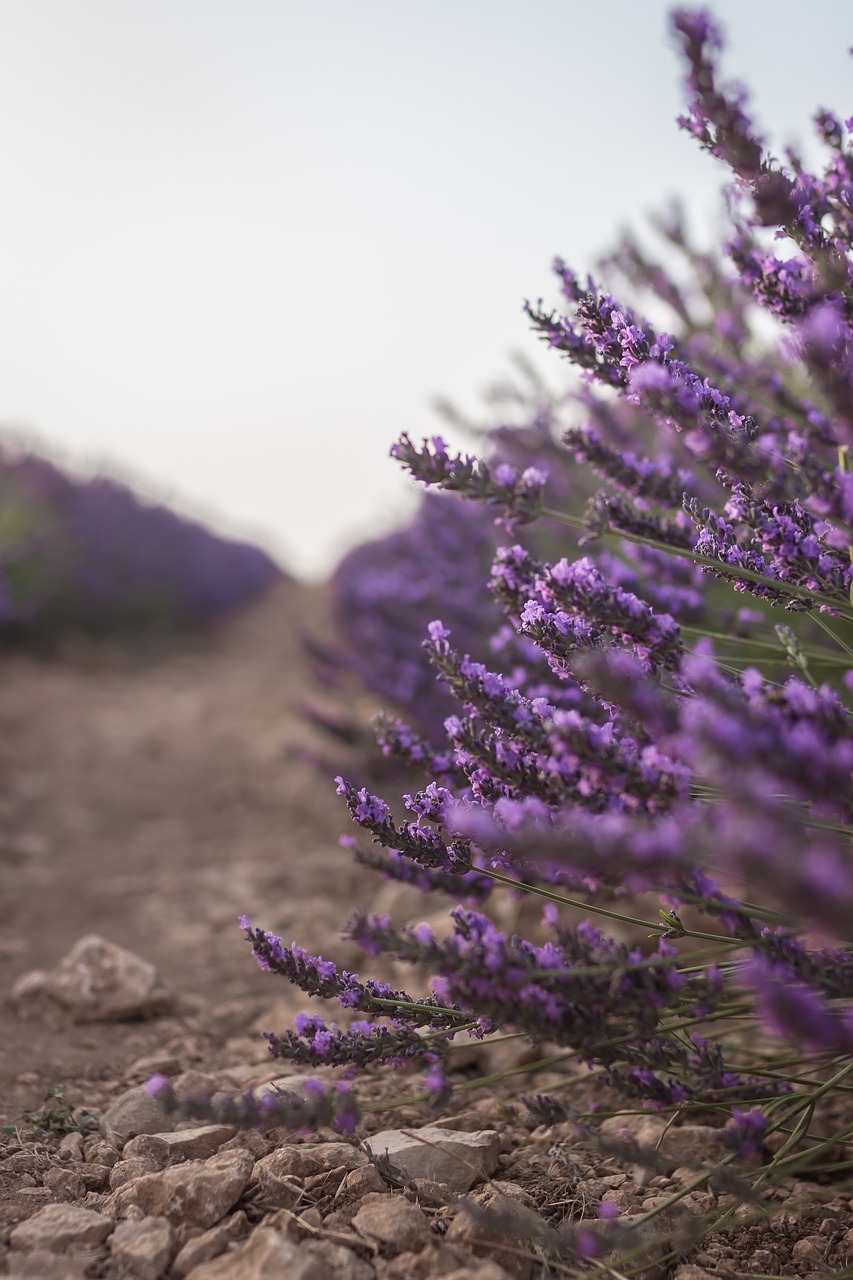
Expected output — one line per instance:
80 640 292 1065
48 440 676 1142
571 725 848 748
158 9 853 1270
327 492 501 736
0 448 281 633
323 368 581 737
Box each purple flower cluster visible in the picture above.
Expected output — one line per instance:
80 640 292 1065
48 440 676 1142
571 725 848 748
320 371 593 737
238 914 459 1022
334 775 473 873
146 1072 359 1135
745 958 853 1056
420 621 688 814
327 492 501 736
264 1013 444 1071
390 433 548 530
520 77 853 616
344 906 697 1047
343 906 781 1109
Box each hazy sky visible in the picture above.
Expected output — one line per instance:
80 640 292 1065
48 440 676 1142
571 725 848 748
0 1 849 578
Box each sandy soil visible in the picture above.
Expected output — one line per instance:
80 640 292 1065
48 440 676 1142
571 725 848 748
0 579 378 1129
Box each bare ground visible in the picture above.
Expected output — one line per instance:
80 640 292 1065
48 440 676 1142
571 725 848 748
0 579 379 1123
1 579 851 1277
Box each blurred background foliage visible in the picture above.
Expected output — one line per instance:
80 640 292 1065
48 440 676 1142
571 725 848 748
0 444 282 637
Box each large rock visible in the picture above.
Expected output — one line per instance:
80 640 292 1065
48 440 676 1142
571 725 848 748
364 1126 500 1192
171 1212 249 1279
180 1228 307 1280
252 1141 368 1207
100 1086 175 1146
352 1193 430 1252
12 934 175 1023
303 1241 374 1280
109 1216 174 1280
340 1166 386 1197
6 1252 88 1278
122 1135 172 1167
9 1203 114 1252
158 1126 236 1161
123 1126 236 1163
108 1148 254 1229
83 1135 120 1167
446 1185 542 1280
41 1165 84 1201
111 1156 165 1191
253 1141 368 1181
379 1244 476 1280
181 1231 374 1280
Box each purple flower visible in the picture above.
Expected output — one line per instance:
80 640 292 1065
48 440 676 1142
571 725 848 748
390 433 547 527
145 1075 172 1100
724 1108 768 1160
336 775 473 874
745 958 853 1054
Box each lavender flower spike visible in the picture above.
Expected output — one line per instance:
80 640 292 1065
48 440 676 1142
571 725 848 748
335 775 473 873
390 432 548 527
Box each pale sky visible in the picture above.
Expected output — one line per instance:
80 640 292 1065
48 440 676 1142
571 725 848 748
0 1 849 578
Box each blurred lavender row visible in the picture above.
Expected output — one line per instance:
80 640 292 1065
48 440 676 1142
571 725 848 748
0 448 282 634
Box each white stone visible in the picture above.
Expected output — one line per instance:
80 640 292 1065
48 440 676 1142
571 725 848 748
447 1186 542 1280
252 1141 368 1207
108 1148 254 1229
122 1134 171 1166
111 1157 162 1191
100 1086 175 1146
301 1241 374 1280
171 1212 248 1279
6 1251 88 1278
352 1193 430 1251
253 1141 368 1182
152 1126 236 1161
181 1228 322 1279
109 1216 174 1280
12 934 175 1022
364 1125 501 1192
9 1203 114 1253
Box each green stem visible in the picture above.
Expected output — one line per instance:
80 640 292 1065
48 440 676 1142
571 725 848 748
478 868 661 932
585 1001 754 1056
540 504 853 620
812 610 853 659
692 791 853 839
369 995 471 1021
675 890 797 926
750 1060 853 1195
680 625 842 662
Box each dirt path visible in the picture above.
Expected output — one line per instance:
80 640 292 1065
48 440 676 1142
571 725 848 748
0 579 377 1128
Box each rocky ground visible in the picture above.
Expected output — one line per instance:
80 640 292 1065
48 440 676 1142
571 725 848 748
0 579 851 1279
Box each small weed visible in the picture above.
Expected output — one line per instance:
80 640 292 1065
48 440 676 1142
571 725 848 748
3 1085 98 1140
